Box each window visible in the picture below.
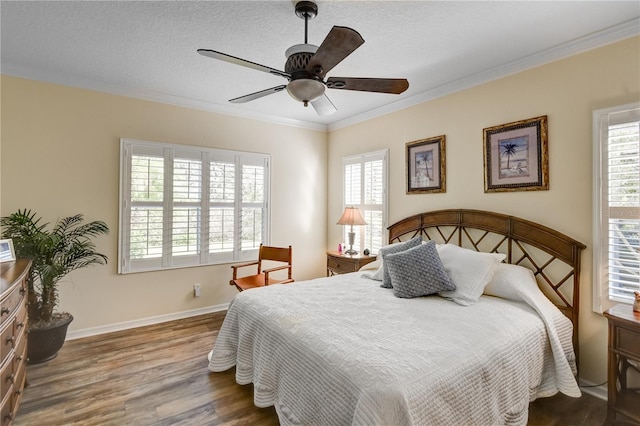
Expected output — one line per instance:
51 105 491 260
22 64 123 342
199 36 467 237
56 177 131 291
593 103 640 312
342 150 388 255
119 138 270 273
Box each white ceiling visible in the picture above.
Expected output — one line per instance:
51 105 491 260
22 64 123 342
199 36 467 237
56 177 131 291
2 1 639 131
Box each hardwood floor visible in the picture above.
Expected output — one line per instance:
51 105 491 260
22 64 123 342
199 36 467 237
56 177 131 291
15 312 607 425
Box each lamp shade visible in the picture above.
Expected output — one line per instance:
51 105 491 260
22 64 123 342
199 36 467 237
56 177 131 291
336 207 367 226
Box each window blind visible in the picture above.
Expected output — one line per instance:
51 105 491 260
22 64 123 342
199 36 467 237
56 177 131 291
342 150 388 255
119 139 270 273
606 120 640 302
593 103 640 311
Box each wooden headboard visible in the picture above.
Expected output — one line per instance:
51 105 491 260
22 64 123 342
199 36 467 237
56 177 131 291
388 209 586 360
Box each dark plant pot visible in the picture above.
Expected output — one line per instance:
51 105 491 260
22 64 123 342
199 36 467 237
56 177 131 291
27 314 73 364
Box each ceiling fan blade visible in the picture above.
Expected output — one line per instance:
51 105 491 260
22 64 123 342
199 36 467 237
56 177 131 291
326 77 409 94
198 49 290 79
229 85 287 103
311 94 337 116
305 26 364 78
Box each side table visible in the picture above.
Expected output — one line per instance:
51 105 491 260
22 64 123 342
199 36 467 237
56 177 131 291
326 251 376 276
603 303 640 425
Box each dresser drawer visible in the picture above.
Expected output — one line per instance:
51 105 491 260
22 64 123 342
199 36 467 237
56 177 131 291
327 257 357 273
0 396 11 426
616 326 640 359
0 357 13 405
14 307 26 341
12 361 25 401
0 324 14 366
12 335 25 372
0 284 23 328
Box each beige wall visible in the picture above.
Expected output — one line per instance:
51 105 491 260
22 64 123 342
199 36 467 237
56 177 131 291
327 36 640 384
0 76 328 333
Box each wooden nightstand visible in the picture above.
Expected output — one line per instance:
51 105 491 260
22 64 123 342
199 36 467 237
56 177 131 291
326 251 376 276
604 304 640 425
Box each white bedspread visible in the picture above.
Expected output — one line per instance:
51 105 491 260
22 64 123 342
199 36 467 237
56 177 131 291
208 273 579 425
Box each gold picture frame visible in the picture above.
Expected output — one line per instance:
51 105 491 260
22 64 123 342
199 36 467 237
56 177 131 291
406 135 446 194
483 115 548 193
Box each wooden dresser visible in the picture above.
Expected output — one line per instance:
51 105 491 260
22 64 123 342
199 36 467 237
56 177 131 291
0 260 30 426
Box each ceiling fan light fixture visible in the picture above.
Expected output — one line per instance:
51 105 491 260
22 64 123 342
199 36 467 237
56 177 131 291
287 78 325 105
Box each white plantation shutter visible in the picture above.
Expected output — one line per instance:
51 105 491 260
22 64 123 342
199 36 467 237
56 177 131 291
209 160 235 257
241 164 265 251
129 150 165 265
593 103 640 311
172 153 202 260
343 150 388 255
344 163 362 206
119 139 270 273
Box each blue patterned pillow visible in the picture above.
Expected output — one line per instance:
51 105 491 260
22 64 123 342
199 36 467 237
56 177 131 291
385 241 455 298
379 236 422 288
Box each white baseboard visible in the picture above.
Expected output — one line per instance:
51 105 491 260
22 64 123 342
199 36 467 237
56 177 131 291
66 303 229 340
578 378 608 401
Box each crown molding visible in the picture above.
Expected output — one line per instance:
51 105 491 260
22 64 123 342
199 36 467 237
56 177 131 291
0 64 329 132
327 18 640 131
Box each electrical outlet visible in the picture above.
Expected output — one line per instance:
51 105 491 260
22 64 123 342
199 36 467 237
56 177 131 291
193 283 201 297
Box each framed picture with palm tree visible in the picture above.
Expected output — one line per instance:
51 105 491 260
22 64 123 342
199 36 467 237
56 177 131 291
406 135 446 194
483 115 548 192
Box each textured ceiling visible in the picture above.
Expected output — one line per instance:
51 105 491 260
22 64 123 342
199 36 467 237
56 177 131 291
1 1 639 130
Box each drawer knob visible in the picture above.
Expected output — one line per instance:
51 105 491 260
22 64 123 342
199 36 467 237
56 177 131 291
0 307 9 316
5 336 15 346
17 322 24 329
5 373 14 384
16 355 23 362
19 288 26 295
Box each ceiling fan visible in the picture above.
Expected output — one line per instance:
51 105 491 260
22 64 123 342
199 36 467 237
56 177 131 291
197 1 409 116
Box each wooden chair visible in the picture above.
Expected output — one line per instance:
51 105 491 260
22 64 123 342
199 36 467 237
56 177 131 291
230 244 294 291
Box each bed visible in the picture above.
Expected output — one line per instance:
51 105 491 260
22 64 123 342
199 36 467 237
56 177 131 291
208 209 586 425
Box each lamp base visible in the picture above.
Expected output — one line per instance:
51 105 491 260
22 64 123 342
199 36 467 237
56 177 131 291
344 231 357 256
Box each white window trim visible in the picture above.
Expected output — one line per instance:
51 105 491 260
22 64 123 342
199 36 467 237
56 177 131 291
342 149 389 254
118 138 271 274
592 102 640 313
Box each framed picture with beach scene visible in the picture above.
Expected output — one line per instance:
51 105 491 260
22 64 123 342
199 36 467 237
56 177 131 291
406 135 446 194
0 239 16 263
483 115 548 193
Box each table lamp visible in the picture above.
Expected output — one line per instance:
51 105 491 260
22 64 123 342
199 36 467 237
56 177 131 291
336 207 367 255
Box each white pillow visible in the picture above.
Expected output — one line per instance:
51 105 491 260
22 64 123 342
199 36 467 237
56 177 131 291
483 263 538 299
437 244 506 305
359 258 381 272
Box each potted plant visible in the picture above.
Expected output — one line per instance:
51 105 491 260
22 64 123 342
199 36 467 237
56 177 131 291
0 209 109 363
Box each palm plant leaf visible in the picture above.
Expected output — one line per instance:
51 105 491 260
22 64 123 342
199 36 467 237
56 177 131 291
0 209 109 323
